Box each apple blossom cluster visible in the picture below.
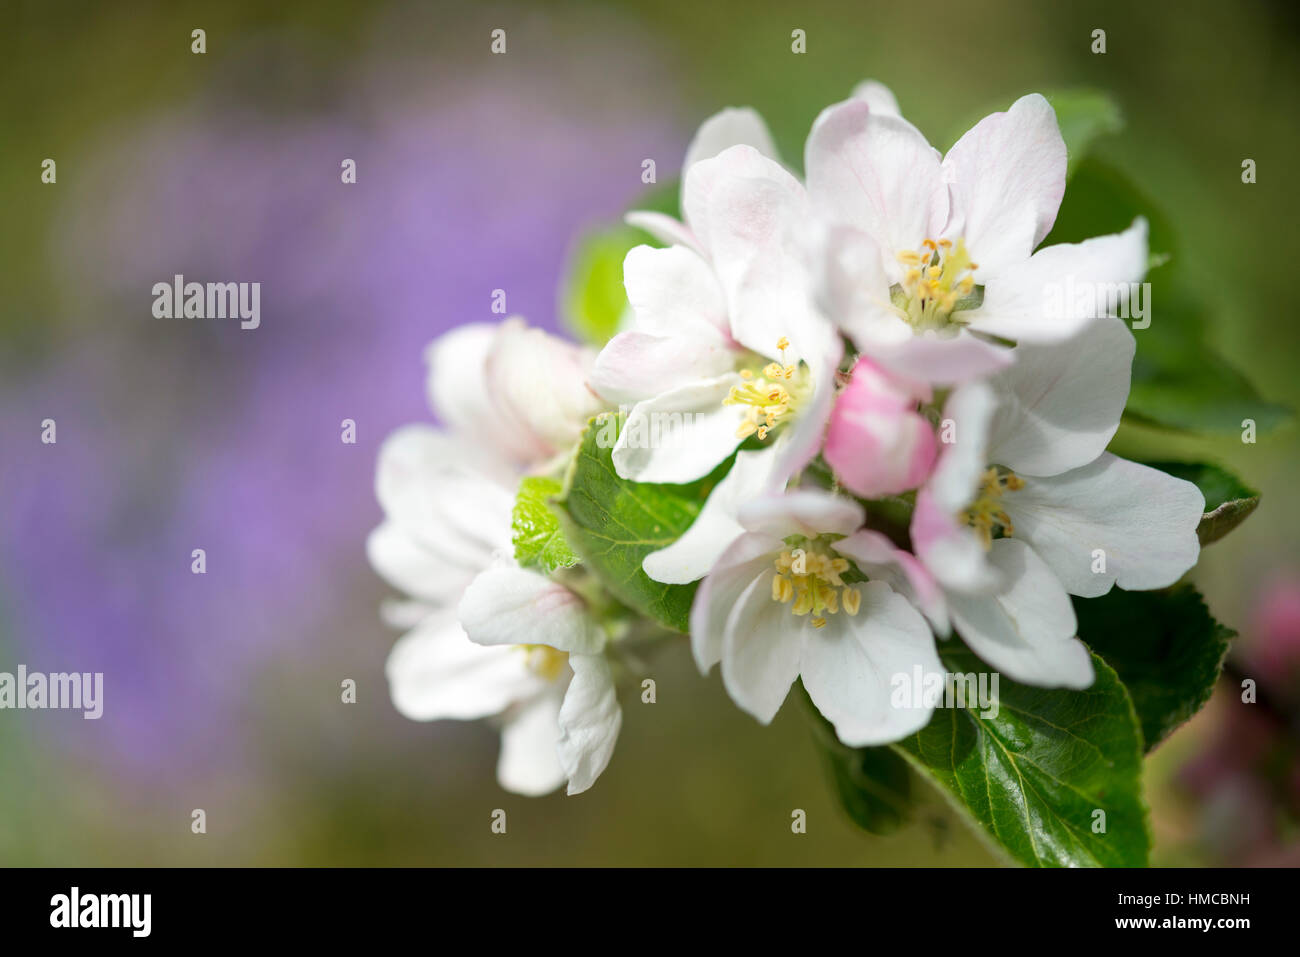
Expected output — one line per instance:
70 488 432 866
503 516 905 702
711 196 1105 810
369 81 1205 797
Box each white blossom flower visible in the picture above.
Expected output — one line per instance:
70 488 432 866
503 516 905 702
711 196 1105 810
372 321 621 796
690 489 943 745
806 92 1149 384
854 318 1204 688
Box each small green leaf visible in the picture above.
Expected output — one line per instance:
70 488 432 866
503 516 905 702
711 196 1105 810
894 644 1149 867
559 226 640 349
1143 461 1261 545
511 476 580 574
801 684 912 834
554 412 726 633
1076 585 1234 752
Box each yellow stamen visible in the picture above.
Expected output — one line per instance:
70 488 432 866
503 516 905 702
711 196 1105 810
961 467 1024 549
771 544 860 629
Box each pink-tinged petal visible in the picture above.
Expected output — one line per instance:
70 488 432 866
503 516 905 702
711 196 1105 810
850 79 902 118
681 106 780 191
459 564 604 654
557 653 623 795
624 210 702 254
825 357 937 498
965 218 1148 343
800 581 942 746
942 93 1067 279
720 573 805 723
738 489 865 540
833 529 949 635
622 244 732 340
1001 453 1204 598
867 327 1015 386
689 531 785 673
645 450 783 586
683 142 800 258
947 539 1093 689
690 147 820 362
485 318 606 458
589 330 735 406
812 221 903 346
385 610 541 721
987 317 1135 477
805 99 948 269
911 488 1001 596
425 323 551 464
497 684 567 797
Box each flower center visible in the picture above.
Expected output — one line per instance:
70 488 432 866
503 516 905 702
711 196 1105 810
724 337 809 441
961 467 1025 549
771 541 861 629
894 238 980 331
518 644 568 681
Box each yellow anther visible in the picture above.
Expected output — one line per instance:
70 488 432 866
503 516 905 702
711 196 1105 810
898 250 921 266
519 644 567 682
772 546 858 628
740 369 753 379
842 587 861 616
776 336 790 352
812 617 827 629
938 238 953 248
726 338 805 442
961 467 1024 549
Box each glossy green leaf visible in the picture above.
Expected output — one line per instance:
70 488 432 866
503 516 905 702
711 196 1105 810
894 644 1149 867
512 476 579 574
800 683 912 834
1076 585 1233 752
554 412 726 633
1143 461 1261 545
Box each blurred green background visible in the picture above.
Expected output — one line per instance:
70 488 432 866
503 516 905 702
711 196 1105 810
1 0 1296 865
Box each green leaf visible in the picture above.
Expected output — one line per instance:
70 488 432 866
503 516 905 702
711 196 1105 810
1049 160 1291 434
554 412 725 633
1124 294 1292 435
945 89 1122 181
798 682 912 834
558 225 640 349
1075 585 1233 752
511 476 580 574
1143 461 1261 545
894 644 1149 867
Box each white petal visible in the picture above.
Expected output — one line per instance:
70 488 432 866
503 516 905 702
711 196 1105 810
966 218 1149 343
813 222 902 347
868 327 1014 386
987 316 1135 477
681 106 780 189
557 654 623 795
644 450 782 585
589 330 735 407
459 565 605 654
683 142 798 257
942 93 1067 279
367 520 478 605
497 685 567 797
1002 454 1204 598
850 79 902 118
833 530 949 635
386 611 540 721
624 210 703 254
947 539 1094 689
610 375 744 484
425 323 549 464
928 381 996 513
622 244 732 340
738 489 865 539
800 581 942 746
688 531 785 672
375 424 514 559
720 574 804 723
805 99 948 268
767 328 843 483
